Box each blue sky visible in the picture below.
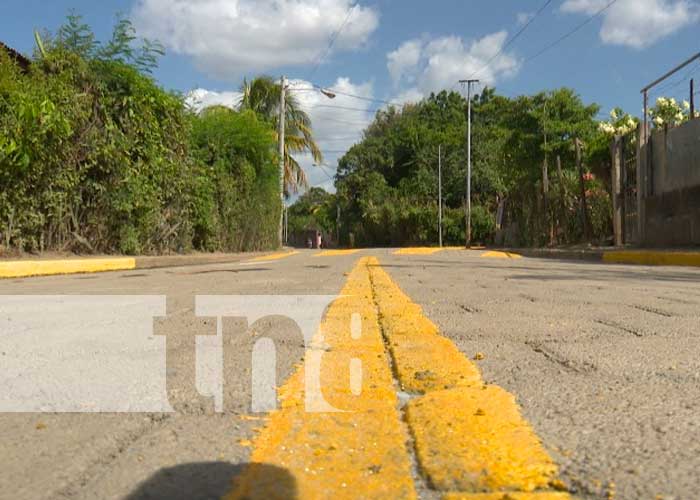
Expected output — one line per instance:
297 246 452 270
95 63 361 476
3 0 700 191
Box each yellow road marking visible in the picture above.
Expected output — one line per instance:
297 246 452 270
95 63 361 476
229 256 568 499
481 251 523 259
314 249 361 257
0 257 136 279
444 493 571 500
247 251 299 263
227 257 416 500
394 247 445 255
603 250 700 267
368 258 568 497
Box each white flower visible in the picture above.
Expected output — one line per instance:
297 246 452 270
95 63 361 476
654 116 664 126
657 97 667 106
610 109 618 120
683 100 691 110
670 98 677 106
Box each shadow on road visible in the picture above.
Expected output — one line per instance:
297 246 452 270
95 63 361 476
126 461 297 500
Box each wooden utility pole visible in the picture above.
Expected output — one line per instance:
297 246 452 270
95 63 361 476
611 136 623 246
575 138 591 240
691 79 695 119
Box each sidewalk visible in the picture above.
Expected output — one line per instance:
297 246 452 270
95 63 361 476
502 247 700 267
0 251 272 279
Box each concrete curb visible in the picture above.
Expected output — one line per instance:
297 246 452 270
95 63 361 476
502 248 700 268
0 252 270 279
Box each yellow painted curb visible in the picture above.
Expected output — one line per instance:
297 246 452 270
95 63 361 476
226 257 417 500
481 251 523 260
314 249 361 257
367 258 569 498
247 251 299 263
0 257 136 279
394 247 444 255
603 250 700 267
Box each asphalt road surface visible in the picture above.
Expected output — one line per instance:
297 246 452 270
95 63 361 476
1 249 698 500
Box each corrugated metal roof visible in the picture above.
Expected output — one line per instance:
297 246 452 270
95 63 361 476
0 41 31 71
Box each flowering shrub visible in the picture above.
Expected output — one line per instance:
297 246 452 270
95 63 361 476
648 97 690 128
598 108 638 136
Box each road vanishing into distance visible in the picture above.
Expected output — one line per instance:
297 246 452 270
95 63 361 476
1 249 699 500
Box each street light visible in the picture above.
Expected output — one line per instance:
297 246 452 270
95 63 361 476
459 78 479 248
278 78 336 247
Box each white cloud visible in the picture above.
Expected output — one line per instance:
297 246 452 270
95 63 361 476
517 11 535 26
561 0 699 48
293 77 375 192
387 39 423 87
131 0 380 80
187 77 375 193
386 32 520 101
185 88 242 110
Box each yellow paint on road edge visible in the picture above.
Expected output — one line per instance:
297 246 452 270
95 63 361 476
394 247 445 255
0 257 136 279
481 251 523 260
226 257 416 500
368 258 568 497
247 251 299 263
314 249 361 257
603 250 700 267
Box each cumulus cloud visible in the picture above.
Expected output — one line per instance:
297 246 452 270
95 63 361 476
186 88 242 110
131 0 379 80
386 32 520 102
186 77 375 193
561 0 699 48
292 77 375 192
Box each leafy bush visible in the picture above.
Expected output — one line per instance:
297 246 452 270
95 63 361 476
0 16 280 255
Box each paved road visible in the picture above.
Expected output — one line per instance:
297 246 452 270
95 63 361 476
1 249 698 499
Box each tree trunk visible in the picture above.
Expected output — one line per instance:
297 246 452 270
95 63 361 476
576 138 591 240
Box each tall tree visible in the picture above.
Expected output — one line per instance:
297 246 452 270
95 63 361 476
239 76 322 193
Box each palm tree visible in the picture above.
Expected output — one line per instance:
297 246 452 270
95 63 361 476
239 76 323 193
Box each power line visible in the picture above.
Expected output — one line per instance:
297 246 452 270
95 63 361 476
322 88 402 106
651 61 700 97
306 2 357 81
469 0 554 80
311 104 383 113
315 116 373 126
293 84 404 107
523 0 619 64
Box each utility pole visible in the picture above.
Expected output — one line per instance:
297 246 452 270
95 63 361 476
542 99 550 244
691 79 695 119
336 204 341 248
460 79 479 248
278 76 286 248
438 145 443 248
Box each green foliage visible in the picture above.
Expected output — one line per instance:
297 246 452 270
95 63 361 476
335 87 610 247
240 76 323 193
288 187 336 237
189 107 279 251
0 15 279 254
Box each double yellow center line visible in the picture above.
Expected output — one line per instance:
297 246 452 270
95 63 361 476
228 257 569 499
